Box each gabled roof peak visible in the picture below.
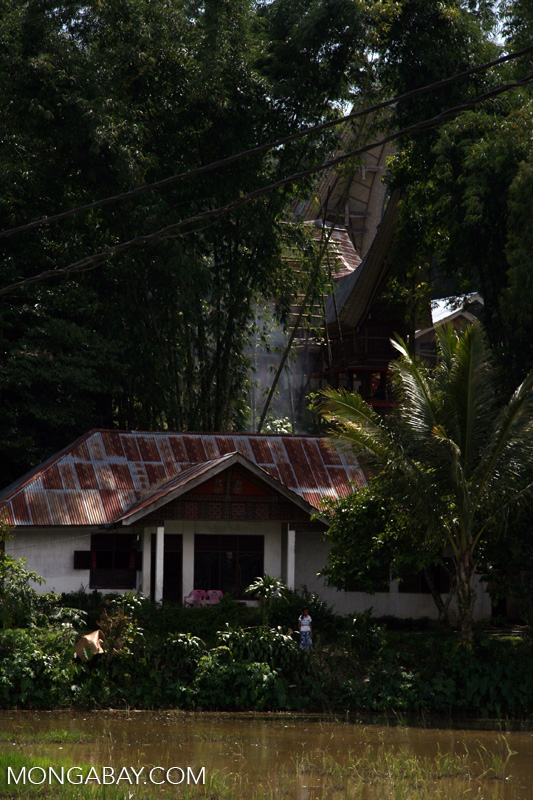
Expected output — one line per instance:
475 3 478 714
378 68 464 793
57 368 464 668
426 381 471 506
0 430 365 528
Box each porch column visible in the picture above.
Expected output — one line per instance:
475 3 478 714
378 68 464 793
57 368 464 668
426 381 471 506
287 527 296 590
264 526 282 578
142 529 152 599
182 527 194 601
154 526 165 603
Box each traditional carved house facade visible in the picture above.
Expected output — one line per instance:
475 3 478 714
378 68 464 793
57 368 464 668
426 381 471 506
253 134 406 429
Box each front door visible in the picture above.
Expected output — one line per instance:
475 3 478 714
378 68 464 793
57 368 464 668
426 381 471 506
151 533 183 602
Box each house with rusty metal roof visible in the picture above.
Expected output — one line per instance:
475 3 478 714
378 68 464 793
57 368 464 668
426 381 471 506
0 429 369 614
0 428 492 619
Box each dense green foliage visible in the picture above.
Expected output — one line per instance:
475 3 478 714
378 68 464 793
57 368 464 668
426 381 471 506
341 630 533 714
388 94 533 378
478 507 533 627
320 478 456 619
320 324 533 641
1 582 533 715
0 0 374 485
1 0 527 487
0 555 531 715
381 2 533 384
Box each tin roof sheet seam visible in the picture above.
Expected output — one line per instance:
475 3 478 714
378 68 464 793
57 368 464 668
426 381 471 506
0 430 366 527
117 452 323 526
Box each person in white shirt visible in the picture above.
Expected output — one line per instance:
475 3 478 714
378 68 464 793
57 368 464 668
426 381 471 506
298 607 312 650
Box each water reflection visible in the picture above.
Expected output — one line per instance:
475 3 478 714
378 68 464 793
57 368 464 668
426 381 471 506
1 711 533 798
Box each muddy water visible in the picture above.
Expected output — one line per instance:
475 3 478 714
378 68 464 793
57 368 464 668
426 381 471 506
1 711 533 798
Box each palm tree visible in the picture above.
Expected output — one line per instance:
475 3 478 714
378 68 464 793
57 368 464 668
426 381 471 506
320 323 533 641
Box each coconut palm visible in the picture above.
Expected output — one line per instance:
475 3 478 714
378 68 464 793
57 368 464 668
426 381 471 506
320 323 533 641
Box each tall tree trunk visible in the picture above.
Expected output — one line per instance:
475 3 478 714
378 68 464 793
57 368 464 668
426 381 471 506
456 549 476 642
422 567 454 623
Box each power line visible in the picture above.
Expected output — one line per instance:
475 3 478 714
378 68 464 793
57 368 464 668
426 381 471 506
1 44 532 241
8 530 93 555
1 70 531 298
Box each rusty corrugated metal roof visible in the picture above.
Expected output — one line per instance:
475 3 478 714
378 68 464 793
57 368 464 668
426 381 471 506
117 451 330 526
0 430 366 527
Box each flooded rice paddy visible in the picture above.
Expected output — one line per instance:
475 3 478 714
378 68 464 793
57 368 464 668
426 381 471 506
1 711 533 798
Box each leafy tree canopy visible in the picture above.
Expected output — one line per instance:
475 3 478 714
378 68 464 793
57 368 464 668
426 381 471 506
320 323 533 640
379 1 533 381
1 0 526 490
0 0 378 485
320 476 455 619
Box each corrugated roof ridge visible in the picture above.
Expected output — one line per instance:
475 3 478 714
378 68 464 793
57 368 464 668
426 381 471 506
134 453 237 500
0 429 100 505
90 429 327 439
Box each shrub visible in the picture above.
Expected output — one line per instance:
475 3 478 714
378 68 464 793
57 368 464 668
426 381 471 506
217 624 307 681
192 649 289 710
269 586 341 641
342 609 387 662
0 628 81 708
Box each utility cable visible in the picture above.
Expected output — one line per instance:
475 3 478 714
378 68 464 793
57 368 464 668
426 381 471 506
1 70 532 297
1 44 532 241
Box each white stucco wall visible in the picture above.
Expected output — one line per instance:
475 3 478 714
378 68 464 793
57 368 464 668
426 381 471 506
9 521 285 599
294 529 492 620
8 524 492 621
6 528 94 595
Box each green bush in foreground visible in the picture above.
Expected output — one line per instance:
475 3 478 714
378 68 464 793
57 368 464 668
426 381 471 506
341 633 533 715
1 579 533 714
1 622 532 715
0 628 80 708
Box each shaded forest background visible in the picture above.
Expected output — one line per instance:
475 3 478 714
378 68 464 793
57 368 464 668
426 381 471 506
1 0 532 488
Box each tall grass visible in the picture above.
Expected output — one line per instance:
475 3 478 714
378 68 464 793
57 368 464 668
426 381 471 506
0 730 102 745
0 745 521 800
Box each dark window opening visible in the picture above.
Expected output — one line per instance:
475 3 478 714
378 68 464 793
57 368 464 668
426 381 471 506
73 550 91 569
90 533 140 590
398 562 452 594
194 534 263 599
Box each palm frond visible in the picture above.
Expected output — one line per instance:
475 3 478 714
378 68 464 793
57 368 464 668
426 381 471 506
435 324 457 372
318 389 395 463
319 388 446 533
473 365 533 512
389 338 440 447
445 323 497 474
319 321 533 639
